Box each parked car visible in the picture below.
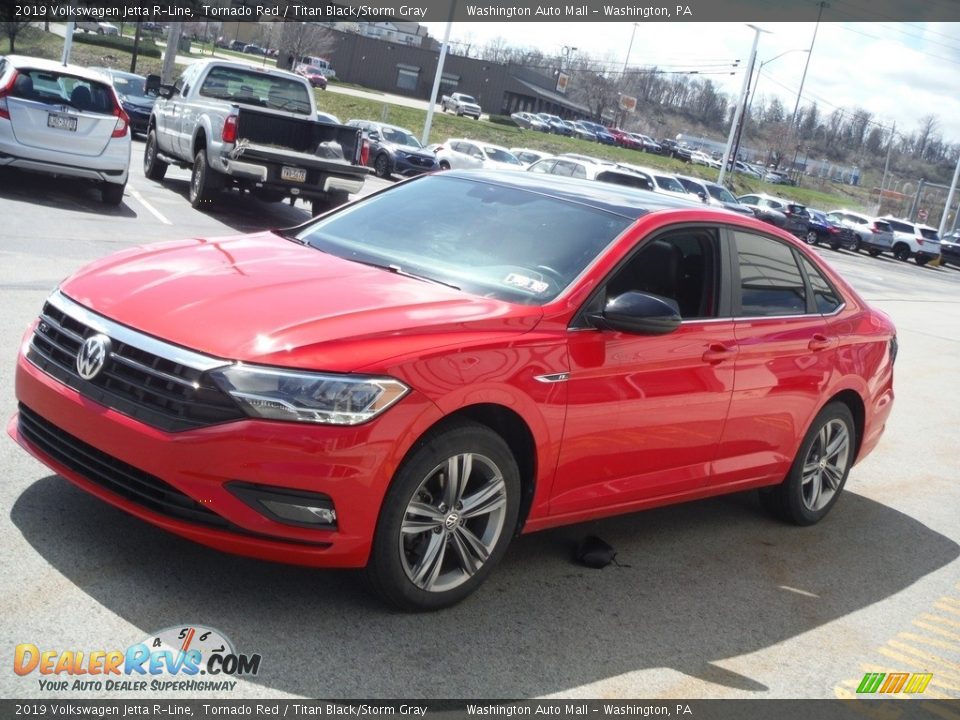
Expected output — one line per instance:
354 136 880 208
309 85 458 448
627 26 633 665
527 157 656 191
347 120 438 178
144 60 368 216
616 163 692 201
243 44 266 56
825 210 895 256
316 111 341 125
510 111 549 132
90 67 156 136
629 133 662 154
576 120 616 144
675 175 753 216
0 55 130 205
805 209 859 251
430 139 522 171
441 92 482 119
536 113 574 136
878 216 942 266
737 194 811 239
509 148 553 167
76 21 119 35
690 150 715 167
9 170 896 611
570 120 600 141
940 230 960 267
765 169 795 185
229 40 246 52
661 139 692 162
295 65 328 89
607 127 643 150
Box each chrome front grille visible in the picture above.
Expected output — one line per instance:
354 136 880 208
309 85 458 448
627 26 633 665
27 291 245 432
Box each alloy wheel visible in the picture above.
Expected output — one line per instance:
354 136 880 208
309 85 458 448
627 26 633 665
800 419 850 512
398 452 508 593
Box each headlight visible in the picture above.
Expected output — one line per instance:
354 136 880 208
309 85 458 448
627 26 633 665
394 150 408 159
210 365 409 425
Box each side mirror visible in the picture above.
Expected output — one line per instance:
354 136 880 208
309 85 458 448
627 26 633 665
157 84 177 99
144 74 161 96
697 191 707 202
589 292 681 336
368 131 381 141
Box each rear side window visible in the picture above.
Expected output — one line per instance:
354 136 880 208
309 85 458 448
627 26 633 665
919 228 939 241
885 219 914 233
800 256 842 314
12 69 115 114
734 232 806 317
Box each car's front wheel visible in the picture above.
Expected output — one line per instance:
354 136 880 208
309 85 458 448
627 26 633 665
373 154 391 178
366 422 520 612
760 402 855 526
805 230 818 245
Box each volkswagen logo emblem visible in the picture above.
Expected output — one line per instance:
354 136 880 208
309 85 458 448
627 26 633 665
76 334 111 380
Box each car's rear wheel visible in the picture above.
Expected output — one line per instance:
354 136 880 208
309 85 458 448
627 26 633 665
143 130 167 181
189 148 221 209
374 154 391 178
760 402 855 526
100 182 125 205
365 422 520 612
893 243 911 261
805 230 818 245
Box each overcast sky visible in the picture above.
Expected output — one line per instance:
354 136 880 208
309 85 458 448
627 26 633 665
420 21 960 147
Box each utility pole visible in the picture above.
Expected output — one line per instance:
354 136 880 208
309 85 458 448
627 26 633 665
876 121 896 215
421 1 455 146
61 22 75 65
719 25 767 186
161 22 183 85
130 22 143 73
622 23 639 75
790 0 828 129
938 154 960 237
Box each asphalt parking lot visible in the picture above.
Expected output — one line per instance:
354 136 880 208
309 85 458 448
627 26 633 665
1 152 959 701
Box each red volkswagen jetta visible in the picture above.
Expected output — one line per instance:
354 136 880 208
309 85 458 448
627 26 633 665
9 171 895 611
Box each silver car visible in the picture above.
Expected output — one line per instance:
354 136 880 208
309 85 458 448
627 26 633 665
0 56 131 204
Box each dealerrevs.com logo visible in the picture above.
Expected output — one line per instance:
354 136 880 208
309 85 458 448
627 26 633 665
14 625 261 692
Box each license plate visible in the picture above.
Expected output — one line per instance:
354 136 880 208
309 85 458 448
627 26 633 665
47 113 78 132
281 166 307 183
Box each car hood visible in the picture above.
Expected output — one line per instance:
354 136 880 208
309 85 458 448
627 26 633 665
59 232 541 372
392 144 433 157
119 95 155 110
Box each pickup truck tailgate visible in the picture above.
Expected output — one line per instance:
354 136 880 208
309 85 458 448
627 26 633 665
236 109 362 163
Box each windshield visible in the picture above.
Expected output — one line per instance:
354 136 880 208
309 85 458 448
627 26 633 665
654 175 686 193
296 175 632 304
484 147 521 164
706 184 738 204
382 127 421 147
457 94 476 104
109 72 148 98
199 66 312 114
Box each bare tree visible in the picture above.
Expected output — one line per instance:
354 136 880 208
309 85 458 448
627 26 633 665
915 114 939 160
276 22 336 70
0 12 31 53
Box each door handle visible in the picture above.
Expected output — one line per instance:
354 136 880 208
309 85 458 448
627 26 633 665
808 334 835 352
702 343 737 363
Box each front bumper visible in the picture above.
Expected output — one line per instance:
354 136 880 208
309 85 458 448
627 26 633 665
10 345 440 568
394 156 438 176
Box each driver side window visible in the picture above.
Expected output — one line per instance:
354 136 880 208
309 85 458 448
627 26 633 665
605 229 720 319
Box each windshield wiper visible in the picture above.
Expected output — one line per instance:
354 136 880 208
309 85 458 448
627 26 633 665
350 258 460 290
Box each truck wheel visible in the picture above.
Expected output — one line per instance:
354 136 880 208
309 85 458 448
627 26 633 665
374 154 391 179
189 148 221 209
311 191 348 217
143 130 168 182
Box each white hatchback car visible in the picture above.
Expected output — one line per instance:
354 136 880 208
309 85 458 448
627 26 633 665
431 139 523 171
0 56 131 204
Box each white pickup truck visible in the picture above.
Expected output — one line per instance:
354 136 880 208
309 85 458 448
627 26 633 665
144 60 368 215
440 92 482 119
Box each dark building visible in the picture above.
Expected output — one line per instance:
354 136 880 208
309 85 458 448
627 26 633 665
326 30 591 119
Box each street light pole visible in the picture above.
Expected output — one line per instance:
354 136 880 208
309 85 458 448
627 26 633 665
719 24 768 186
622 23 639 75
790 0 828 129
421 0 455 146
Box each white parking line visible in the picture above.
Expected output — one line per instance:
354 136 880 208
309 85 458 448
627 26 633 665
128 184 172 226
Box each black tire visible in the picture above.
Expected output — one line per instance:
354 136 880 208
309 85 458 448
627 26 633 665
143 130 167 181
373 153 391 179
439 160 451 170
915 256 929 267
188 148 221 209
804 230 818 245
851 236 862 252
867 248 881 257
759 402 856 526
893 243 910 261
365 421 521 612
830 241 841 251
100 182 125 205
311 191 348 217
